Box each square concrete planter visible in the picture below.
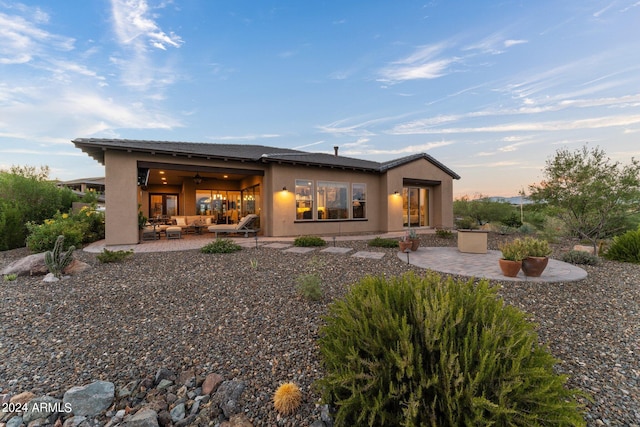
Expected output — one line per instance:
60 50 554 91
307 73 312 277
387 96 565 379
457 229 489 254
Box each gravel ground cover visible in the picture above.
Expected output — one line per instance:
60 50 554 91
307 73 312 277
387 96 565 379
1 234 639 426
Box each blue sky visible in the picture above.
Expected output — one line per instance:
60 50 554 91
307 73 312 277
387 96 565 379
1 0 639 197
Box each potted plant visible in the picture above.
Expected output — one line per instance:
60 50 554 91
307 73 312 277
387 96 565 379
521 237 552 277
408 229 420 251
138 206 148 242
498 239 527 277
398 233 412 252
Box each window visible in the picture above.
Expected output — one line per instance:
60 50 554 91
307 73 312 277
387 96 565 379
352 183 366 219
317 181 348 220
150 194 178 218
295 180 313 220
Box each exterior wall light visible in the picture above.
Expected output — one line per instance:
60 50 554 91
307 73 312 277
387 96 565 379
282 186 287 192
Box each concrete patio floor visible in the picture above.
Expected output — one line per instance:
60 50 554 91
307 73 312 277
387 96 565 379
84 231 587 283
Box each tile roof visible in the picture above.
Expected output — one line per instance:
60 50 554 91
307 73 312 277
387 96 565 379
73 138 460 179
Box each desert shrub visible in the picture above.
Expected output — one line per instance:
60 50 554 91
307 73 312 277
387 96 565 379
0 168 78 250
454 216 478 230
25 213 84 253
317 272 586 427
3 273 18 282
603 228 640 264
517 222 536 234
435 228 453 239
201 238 242 254
562 250 600 266
96 249 134 263
296 273 323 301
502 212 523 228
368 237 400 248
539 216 569 242
495 224 517 235
294 235 326 247
24 206 105 253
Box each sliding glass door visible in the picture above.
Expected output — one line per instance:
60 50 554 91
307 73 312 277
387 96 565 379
402 187 429 227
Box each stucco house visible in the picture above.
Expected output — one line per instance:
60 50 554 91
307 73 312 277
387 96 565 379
73 138 460 246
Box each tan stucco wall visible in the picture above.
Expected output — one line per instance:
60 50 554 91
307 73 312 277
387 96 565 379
383 158 455 230
266 163 384 237
105 151 139 245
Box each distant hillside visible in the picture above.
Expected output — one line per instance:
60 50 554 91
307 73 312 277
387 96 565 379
487 196 534 205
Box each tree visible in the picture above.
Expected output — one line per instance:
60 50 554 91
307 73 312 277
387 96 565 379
529 145 640 253
454 194 517 227
0 166 78 250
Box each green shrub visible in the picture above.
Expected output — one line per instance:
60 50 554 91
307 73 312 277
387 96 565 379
296 273 323 301
0 168 78 250
3 273 17 282
368 237 400 248
454 216 478 230
201 238 242 254
96 249 134 263
435 228 453 239
294 235 326 247
502 212 523 228
562 250 600 266
317 272 586 427
517 222 536 234
604 228 640 263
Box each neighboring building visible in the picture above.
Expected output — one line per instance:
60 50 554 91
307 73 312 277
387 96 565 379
73 138 460 246
57 177 106 205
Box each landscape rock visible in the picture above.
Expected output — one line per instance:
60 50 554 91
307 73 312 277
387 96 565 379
201 373 223 395
169 402 185 423
1 253 47 276
221 413 253 427
62 415 88 427
6 416 23 427
123 409 159 427
10 391 35 405
211 380 246 418
63 380 115 417
22 396 62 424
1 253 90 277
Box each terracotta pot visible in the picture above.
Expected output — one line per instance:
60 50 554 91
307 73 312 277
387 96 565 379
499 259 522 277
522 256 549 277
399 240 412 252
410 238 420 251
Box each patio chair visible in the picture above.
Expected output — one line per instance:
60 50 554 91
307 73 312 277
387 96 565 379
207 214 260 238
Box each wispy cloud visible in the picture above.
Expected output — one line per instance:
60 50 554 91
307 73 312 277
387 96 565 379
0 6 75 65
390 113 640 135
342 140 454 156
109 0 183 88
378 42 458 83
207 134 281 142
110 0 183 50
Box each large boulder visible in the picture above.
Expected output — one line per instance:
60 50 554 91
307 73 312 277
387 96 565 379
1 253 91 277
63 380 115 417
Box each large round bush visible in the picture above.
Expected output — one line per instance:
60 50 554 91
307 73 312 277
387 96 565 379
317 272 585 426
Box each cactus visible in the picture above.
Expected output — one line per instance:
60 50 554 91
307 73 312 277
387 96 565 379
44 235 75 279
273 382 302 415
